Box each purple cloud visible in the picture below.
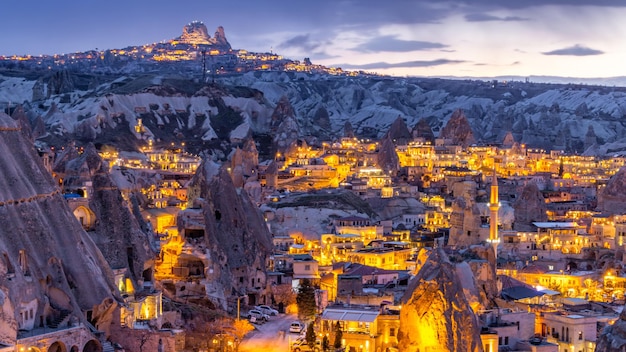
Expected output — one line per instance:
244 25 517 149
277 34 321 52
352 35 448 53
542 44 604 56
335 59 465 70
465 13 528 22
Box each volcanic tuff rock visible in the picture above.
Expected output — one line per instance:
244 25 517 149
343 121 355 138
513 182 548 231
212 26 231 50
411 118 435 143
0 112 116 343
439 109 476 147
383 116 412 145
377 136 399 172
230 137 259 187
399 247 483 352
10 105 33 140
596 307 626 351
271 96 300 152
312 106 331 131
230 137 265 203
175 22 231 50
448 195 483 247
183 162 273 308
47 70 75 96
598 166 626 213
7 69 626 160
53 143 154 282
502 131 515 148
369 197 425 222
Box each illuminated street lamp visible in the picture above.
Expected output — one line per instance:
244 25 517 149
236 295 246 321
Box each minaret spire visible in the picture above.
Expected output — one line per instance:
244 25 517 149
488 168 500 264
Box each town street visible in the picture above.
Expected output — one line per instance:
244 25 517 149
239 313 304 352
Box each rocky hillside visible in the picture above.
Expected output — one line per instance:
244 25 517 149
52 143 154 284
4 70 626 157
0 112 117 343
220 72 626 154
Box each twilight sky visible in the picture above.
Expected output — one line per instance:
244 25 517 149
2 0 626 79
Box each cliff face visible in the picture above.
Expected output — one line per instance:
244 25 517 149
513 182 548 231
598 166 626 213
0 113 116 343
184 162 273 308
53 144 154 282
596 308 626 351
399 248 483 352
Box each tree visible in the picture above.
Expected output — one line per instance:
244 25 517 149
306 321 316 348
333 322 343 349
322 335 330 351
296 278 317 322
272 283 297 312
231 318 255 352
138 331 151 352
184 316 232 352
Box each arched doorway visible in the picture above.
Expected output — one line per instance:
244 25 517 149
73 206 95 230
566 261 578 271
82 339 102 352
49 341 67 352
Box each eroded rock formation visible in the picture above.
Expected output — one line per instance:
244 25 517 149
0 112 117 343
440 109 476 147
384 116 412 145
596 307 626 351
175 22 231 50
411 118 435 143
598 166 626 213
513 182 548 231
271 96 300 152
399 248 483 352
377 136 399 172
183 162 273 309
53 143 154 283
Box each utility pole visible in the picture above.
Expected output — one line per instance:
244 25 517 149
201 49 207 83
236 295 246 321
211 54 215 84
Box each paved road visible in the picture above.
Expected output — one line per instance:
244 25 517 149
239 313 305 352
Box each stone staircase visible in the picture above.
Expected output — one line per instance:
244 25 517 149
48 309 71 329
102 341 116 352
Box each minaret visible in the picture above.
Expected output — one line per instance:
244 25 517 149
487 169 500 262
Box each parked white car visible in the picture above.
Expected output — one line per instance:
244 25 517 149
290 337 321 352
289 321 304 333
248 309 269 322
255 304 279 316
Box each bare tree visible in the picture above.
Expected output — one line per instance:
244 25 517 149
138 331 151 352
